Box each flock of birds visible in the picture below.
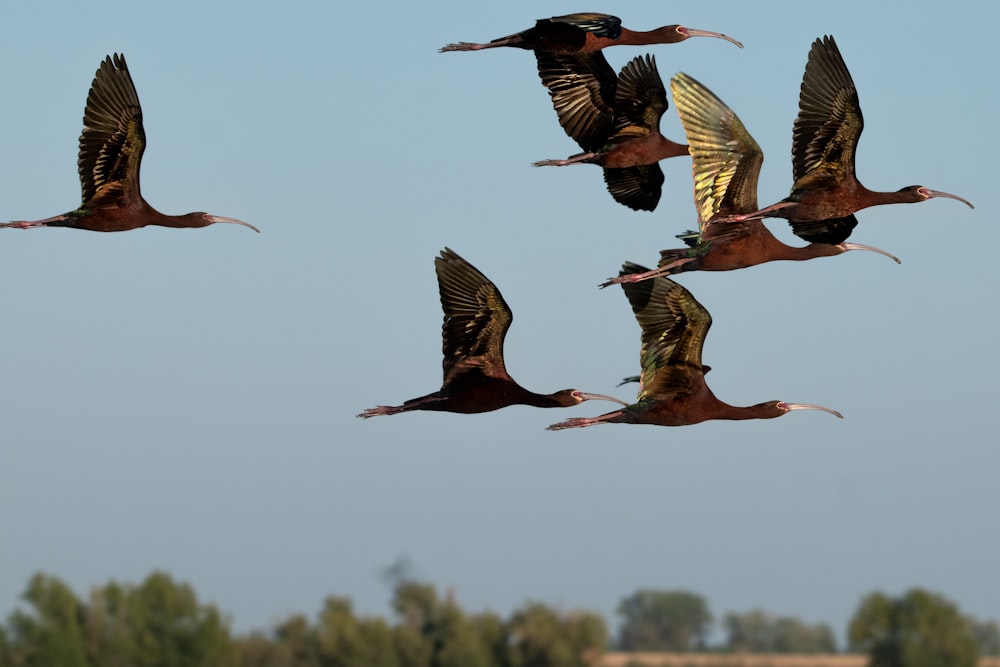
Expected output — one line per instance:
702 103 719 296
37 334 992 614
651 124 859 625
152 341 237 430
5 16 972 431
356 13 974 430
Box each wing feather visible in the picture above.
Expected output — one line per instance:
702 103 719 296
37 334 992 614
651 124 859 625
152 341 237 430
618 264 710 401
435 248 512 384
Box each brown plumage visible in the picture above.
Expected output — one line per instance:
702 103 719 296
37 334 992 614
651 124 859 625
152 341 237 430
1 54 258 233
718 36 972 238
532 53 689 211
602 72 899 288
358 248 626 418
548 263 842 430
439 13 742 54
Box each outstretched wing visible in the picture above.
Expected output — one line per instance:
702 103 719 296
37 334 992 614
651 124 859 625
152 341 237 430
671 72 762 238
609 54 667 140
791 35 862 190
542 13 622 39
789 214 859 244
78 53 145 209
536 50 617 153
435 248 513 385
618 263 711 401
603 165 663 211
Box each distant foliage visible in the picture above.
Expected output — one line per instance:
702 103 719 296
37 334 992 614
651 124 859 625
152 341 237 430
3 571 994 666
723 608 837 653
969 618 1000 656
616 590 712 651
1 572 604 667
848 588 979 667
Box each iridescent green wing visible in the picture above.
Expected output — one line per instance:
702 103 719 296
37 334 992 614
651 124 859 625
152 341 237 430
618 263 711 401
435 248 512 384
536 50 617 152
671 72 761 236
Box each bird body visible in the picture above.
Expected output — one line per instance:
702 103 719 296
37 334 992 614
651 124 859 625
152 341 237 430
533 53 688 211
717 36 972 241
549 263 842 430
358 248 626 419
440 14 742 54
602 72 899 288
1 54 258 233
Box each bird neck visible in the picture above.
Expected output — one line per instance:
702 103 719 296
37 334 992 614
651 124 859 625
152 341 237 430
616 26 679 46
529 390 576 409
713 401 784 421
776 242 843 262
649 135 689 160
150 211 211 229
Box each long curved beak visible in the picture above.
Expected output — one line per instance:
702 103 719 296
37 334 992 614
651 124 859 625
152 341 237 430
210 215 260 233
780 402 844 419
683 27 744 48
921 188 974 209
842 242 901 264
575 391 630 406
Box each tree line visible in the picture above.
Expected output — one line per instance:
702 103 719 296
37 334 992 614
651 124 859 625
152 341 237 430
0 570 997 667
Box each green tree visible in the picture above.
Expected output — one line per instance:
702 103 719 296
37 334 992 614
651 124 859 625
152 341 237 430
506 603 607 667
272 613 321 667
6 573 89 667
390 580 489 667
969 618 1000 656
0 625 10 667
616 590 711 651
724 609 836 653
314 596 401 667
82 571 234 667
848 588 978 667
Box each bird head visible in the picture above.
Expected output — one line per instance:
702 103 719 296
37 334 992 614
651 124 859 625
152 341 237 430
772 401 844 419
672 26 743 48
899 186 974 209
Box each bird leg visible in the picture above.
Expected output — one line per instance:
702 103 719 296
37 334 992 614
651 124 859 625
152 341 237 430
532 152 599 167
439 35 521 52
712 201 798 223
599 257 694 288
356 405 407 418
547 411 622 431
0 214 69 229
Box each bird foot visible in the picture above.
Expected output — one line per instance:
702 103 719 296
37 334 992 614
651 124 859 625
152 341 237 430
356 405 404 419
0 220 45 229
532 152 596 167
599 259 692 288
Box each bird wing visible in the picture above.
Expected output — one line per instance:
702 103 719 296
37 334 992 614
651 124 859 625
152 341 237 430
78 53 146 209
790 35 862 189
608 54 667 140
543 13 622 40
602 165 663 211
536 50 617 153
789 215 859 244
618 263 710 401
670 72 762 239
435 248 513 385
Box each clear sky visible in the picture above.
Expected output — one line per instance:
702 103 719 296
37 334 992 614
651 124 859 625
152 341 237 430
0 0 995 644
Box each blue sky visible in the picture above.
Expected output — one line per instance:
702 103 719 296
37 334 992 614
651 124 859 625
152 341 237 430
0 0 995 642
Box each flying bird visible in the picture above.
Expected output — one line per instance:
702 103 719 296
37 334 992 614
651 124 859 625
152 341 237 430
358 248 626 418
603 72 899 287
715 36 972 240
439 13 742 54
1 54 258 233
533 53 688 211
548 263 842 430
